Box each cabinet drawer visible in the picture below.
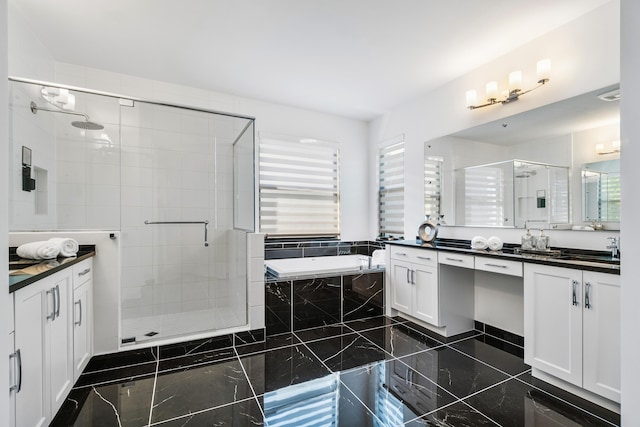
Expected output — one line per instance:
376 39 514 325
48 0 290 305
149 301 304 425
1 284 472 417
72 259 93 288
475 257 523 277
438 253 474 269
390 247 437 267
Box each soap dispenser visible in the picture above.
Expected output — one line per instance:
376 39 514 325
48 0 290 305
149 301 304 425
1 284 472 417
536 229 550 251
521 229 534 251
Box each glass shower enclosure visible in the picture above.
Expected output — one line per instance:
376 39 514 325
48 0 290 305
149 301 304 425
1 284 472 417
8 78 255 345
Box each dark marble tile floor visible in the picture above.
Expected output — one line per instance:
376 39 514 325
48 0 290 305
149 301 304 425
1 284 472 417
52 316 620 426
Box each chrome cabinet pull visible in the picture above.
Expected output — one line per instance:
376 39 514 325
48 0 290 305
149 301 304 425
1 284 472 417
411 269 415 284
395 252 407 257
9 349 22 393
46 289 56 320
485 263 508 269
417 255 432 261
585 282 592 309
445 257 464 262
78 268 91 277
406 269 410 284
75 300 83 326
572 280 579 306
54 285 61 318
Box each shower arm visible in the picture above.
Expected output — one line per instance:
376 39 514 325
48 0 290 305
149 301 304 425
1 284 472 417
30 101 91 122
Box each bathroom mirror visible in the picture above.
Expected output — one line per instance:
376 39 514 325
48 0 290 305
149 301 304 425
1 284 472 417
582 159 620 223
425 84 620 230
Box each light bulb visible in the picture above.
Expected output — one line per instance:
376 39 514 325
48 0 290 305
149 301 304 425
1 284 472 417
486 81 498 101
537 59 551 83
466 90 477 108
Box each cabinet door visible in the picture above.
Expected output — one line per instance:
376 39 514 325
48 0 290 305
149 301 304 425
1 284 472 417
582 272 620 402
390 260 413 313
524 264 582 386
73 281 92 382
412 264 440 325
47 274 74 416
14 282 48 427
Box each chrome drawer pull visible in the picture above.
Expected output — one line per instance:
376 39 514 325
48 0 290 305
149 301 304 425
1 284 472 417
78 268 91 277
417 256 432 261
485 263 508 268
395 252 407 256
445 257 464 262
585 282 592 309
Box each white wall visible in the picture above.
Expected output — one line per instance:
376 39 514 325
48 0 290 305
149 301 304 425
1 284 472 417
1 0 10 423
620 0 638 423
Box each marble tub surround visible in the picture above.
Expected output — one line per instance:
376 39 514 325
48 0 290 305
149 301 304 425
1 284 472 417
266 271 384 335
51 315 620 426
264 239 385 260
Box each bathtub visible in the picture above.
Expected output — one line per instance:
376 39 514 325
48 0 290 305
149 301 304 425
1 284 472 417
265 255 380 279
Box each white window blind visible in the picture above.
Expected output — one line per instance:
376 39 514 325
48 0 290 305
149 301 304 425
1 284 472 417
464 166 505 226
259 138 340 237
424 156 443 219
379 141 405 237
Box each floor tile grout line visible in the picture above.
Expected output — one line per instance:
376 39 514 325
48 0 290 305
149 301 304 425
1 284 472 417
335 375 389 426
233 346 269 426
146 396 259 426
146 346 161 427
512 372 620 426
445 341 529 379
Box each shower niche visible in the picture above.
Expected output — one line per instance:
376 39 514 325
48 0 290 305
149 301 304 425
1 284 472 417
455 159 570 229
8 78 256 345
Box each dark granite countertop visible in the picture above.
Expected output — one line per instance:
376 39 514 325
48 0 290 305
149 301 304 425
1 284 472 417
385 238 620 275
9 245 96 293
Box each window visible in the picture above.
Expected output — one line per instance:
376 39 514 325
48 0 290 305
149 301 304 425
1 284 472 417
424 156 443 219
259 136 340 237
378 141 405 237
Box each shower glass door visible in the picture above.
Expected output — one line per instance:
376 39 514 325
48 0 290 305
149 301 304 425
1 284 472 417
119 100 252 344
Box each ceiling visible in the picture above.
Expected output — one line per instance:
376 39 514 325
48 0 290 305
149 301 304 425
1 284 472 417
11 0 612 121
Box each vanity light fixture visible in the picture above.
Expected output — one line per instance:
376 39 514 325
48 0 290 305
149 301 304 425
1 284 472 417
596 140 621 155
466 59 550 110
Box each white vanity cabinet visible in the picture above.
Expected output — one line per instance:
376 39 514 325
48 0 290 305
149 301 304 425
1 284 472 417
13 268 74 427
72 258 93 382
388 246 475 335
389 247 440 325
524 264 620 403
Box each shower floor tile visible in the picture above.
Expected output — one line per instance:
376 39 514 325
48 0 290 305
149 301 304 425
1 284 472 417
52 316 621 426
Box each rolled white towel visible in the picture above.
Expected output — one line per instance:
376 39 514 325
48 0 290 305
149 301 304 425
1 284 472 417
471 236 488 250
371 249 386 267
16 241 60 260
487 236 503 251
48 237 79 257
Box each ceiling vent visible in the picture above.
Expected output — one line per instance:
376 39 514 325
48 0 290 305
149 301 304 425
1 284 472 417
597 88 620 102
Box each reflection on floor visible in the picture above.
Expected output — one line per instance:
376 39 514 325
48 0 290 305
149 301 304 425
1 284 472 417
52 316 620 426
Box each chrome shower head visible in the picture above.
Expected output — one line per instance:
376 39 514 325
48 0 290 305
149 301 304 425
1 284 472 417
30 101 104 130
71 120 104 130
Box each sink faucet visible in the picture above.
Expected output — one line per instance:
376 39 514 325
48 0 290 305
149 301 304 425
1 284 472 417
606 236 620 259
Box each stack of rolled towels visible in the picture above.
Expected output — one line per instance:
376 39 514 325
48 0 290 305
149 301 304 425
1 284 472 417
16 237 79 260
471 235 503 251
